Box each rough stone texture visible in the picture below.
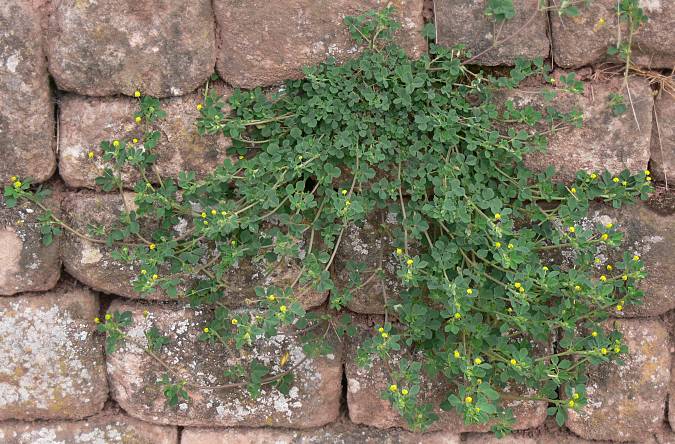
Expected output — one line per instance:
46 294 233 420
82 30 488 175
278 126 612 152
435 0 548 65
566 318 671 442
588 201 675 317
0 0 55 184
182 420 459 444
520 76 652 183
0 194 60 296
0 283 107 421
60 192 325 307
334 210 406 314
551 0 675 69
345 317 547 432
47 0 216 97
106 300 342 428
214 0 426 88
58 84 232 189
0 409 177 443
651 92 675 183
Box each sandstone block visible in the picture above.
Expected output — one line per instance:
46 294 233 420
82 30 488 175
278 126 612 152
0 283 107 420
0 0 55 184
214 0 426 88
182 421 459 444
520 76 652 182
566 318 670 442
0 194 60 296
58 85 232 189
588 201 675 316
551 0 675 69
60 192 325 307
435 0 548 65
651 92 675 183
47 0 216 97
106 300 342 428
334 210 406 314
345 318 547 432
0 409 177 444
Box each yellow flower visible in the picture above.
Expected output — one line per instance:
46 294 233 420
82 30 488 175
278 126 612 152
616 304 623 311
231 240 236 246
221 210 227 216
10 176 17 182
632 255 640 261
495 242 502 248
474 357 482 365
612 177 619 183
605 223 613 229
600 275 607 282
345 200 351 206
590 173 598 179
454 350 461 358
94 317 100 324
141 269 147 275
510 358 517 365
622 275 628 281
514 282 522 289
88 151 95 159
211 209 217 215
197 103 203 110
280 305 287 313
143 310 149 318
201 212 207 218
401 389 409 395
151 274 159 280
105 314 112 320
134 90 141 97
591 331 598 337
507 307 513 313
113 140 120 147
389 384 398 392
614 346 621 353
203 220 209 226
518 287 524 293
574 285 581 291
341 189 347 195
573 393 580 400
601 233 608 241
203 327 209 333
381 332 389 339
149 243 156 250
494 213 501 220
622 181 628 186
395 248 403 255
600 347 608 355
231 319 238 325
466 288 473 295
465 396 473 404
454 313 461 320
135 116 142 124
132 138 139 144
645 170 650 176
267 294 276 302
13 180 22 188
568 226 575 233
606 264 613 271
570 187 576 194
378 327 384 333
646 176 652 182
507 243 514 249
542 266 549 271
239 155 245 160
406 259 414 266
568 400 575 408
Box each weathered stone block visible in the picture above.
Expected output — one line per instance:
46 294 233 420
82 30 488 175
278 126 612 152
345 317 547 432
588 201 675 316
0 194 60 296
106 300 342 428
58 85 232 189
0 409 177 443
60 192 326 307
520 76 652 182
1 0 55 184
435 0 548 65
651 92 675 183
47 0 216 97
334 210 406 314
0 283 107 420
551 0 675 69
566 318 670 442
213 0 426 88
182 421 459 443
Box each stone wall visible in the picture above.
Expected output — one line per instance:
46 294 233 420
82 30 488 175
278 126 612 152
1 0 674 443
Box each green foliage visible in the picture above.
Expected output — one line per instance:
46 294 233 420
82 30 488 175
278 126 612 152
4 8 654 436
96 311 133 354
608 93 627 116
485 0 516 21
